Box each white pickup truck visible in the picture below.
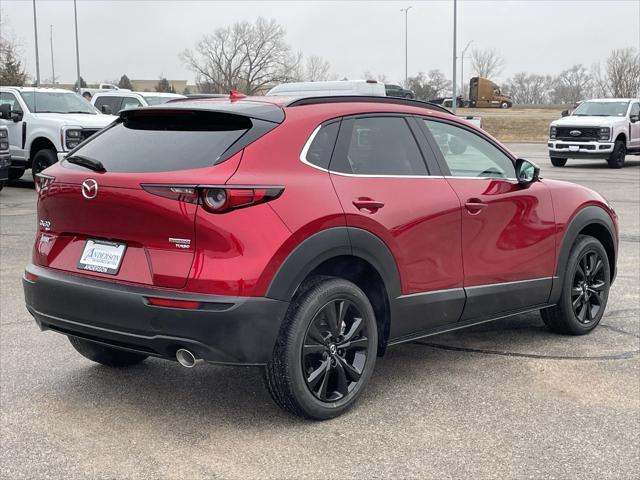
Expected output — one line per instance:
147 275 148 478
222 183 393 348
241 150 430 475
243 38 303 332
0 87 115 181
80 83 124 101
548 98 640 168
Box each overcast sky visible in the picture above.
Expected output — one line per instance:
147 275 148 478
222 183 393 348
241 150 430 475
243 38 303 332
2 0 639 86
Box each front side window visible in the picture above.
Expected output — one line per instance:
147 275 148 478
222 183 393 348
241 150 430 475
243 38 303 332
94 96 122 113
630 103 640 116
19 91 97 114
0 92 23 113
331 116 427 176
423 120 515 179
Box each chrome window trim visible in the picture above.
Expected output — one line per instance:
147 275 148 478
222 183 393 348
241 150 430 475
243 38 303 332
299 123 444 179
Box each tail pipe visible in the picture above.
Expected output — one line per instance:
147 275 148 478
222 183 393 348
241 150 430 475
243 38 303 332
175 348 202 368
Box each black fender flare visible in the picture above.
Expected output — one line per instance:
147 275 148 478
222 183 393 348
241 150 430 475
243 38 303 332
265 227 402 303
549 205 617 304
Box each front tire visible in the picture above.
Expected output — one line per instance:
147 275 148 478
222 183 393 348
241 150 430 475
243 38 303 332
500 101 510 109
607 140 626 168
541 235 610 335
8 167 25 181
68 336 148 367
31 148 57 179
0 181 4 191
550 157 567 167
265 277 378 420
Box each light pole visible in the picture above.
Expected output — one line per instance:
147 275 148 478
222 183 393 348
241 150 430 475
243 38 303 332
400 6 412 86
452 0 457 114
460 40 473 102
32 0 40 86
49 24 55 85
73 0 81 93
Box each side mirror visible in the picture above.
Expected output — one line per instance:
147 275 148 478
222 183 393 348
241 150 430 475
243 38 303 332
0 104 10 119
515 158 540 186
630 114 639 123
100 104 112 115
561 110 569 117
10 111 23 122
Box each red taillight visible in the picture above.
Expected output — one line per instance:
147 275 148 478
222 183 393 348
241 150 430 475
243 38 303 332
142 184 283 213
24 271 38 282
35 174 55 194
146 297 201 309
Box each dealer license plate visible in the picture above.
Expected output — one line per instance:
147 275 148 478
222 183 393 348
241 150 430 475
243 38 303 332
78 239 126 275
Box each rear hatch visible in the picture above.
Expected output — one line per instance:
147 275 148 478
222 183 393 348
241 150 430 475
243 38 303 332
34 105 281 288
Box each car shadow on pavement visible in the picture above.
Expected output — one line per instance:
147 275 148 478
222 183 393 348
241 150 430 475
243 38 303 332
44 309 639 428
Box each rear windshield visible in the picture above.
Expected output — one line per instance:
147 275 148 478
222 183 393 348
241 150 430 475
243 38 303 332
67 110 250 173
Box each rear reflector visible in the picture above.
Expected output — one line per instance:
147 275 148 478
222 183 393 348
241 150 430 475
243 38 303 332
146 297 201 309
24 271 39 282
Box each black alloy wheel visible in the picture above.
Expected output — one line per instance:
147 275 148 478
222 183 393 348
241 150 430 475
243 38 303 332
302 299 369 402
571 249 606 324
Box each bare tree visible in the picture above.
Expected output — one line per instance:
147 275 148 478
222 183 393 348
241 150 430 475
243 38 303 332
181 17 301 95
305 55 331 82
0 10 29 86
406 70 451 101
551 64 591 104
470 47 505 79
606 47 640 97
503 72 553 104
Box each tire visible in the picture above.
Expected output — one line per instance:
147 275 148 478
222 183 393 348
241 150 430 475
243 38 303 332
550 157 567 167
0 181 4 191
31 148 57 179
8 167 25 181
500 101 510 109
265 276 378 420
607 140 626 169
68 336 148 367
541 235 610 335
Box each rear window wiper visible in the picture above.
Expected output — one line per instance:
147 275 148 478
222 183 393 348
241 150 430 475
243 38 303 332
66 155 107 172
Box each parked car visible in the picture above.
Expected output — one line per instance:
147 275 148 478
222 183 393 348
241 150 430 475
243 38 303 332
91 91 186 114
24 95 618 420
0 126 10 191
548 98 640 168
0 87 115 181
80 83 123 101
267 79 386 97
385 83 414 98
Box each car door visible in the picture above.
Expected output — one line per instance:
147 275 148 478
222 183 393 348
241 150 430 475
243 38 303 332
629 102 640 150
420 118 556 321
0 91 27 162
327 114 465 338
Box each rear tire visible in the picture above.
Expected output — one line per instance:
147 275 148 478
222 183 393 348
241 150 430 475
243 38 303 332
550 157 567 167
541 235 610 335
607 140 625 168
0 181 4 191
501 101 510 109
265 277 378 420
8 167 25 181
31 148 57 179
68 336 148 367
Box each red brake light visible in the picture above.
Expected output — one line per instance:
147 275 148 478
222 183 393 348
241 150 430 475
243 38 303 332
141 185 199 204
35 174 55 194
146 297 201 309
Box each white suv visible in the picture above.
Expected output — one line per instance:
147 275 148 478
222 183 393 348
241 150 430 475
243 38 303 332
548 98 640 168
0 87 115 180
91 91 185 115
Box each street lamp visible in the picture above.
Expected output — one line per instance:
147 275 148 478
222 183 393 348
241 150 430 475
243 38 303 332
73 0 81 93
400 6 413 86
460 39 473 102
32 0 40 86
452 0 457 114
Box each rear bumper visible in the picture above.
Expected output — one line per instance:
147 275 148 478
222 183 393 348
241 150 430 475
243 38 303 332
23 264 289 366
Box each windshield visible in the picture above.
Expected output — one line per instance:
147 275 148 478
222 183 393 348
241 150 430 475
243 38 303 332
573 101 629 117
143 96 178 106
19 91 98 114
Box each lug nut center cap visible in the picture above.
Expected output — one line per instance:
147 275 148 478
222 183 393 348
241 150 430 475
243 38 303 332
329 344 337 355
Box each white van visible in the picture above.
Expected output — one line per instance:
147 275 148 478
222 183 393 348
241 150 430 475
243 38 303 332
266 80 386 97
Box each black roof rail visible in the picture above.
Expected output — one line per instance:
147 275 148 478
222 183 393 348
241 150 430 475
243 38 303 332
285 95 452 114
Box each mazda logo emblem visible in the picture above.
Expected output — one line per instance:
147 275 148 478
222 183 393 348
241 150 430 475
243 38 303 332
81 179 98 199
569 130 582 137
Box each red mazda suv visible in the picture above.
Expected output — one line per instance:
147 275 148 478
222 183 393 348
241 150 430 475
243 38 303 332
23 95 618 420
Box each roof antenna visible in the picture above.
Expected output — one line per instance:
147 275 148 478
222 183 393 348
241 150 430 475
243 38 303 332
229 90 246 101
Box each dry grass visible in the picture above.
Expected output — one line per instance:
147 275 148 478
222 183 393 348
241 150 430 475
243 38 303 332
456 108 563 143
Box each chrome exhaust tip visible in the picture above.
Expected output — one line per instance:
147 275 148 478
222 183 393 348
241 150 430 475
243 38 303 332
176 348 200 368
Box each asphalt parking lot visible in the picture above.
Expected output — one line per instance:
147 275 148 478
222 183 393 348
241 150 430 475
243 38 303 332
1 144 638 479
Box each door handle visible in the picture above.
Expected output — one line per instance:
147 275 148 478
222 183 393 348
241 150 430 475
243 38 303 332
464 198 488 215
353 198 385 213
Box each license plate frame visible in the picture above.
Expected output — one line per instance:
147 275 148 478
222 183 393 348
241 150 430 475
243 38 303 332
78 239 127 275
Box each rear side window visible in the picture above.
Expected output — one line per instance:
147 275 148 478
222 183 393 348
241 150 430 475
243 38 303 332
68 111 251 173
331 116 427 175
303 121 339 169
